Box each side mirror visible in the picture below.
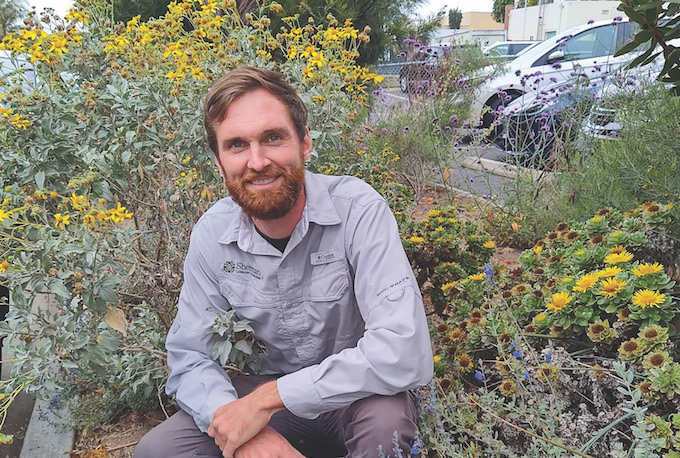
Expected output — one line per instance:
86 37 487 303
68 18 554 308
547 50 565 64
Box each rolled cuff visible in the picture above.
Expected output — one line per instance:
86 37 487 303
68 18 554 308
277 368 323 419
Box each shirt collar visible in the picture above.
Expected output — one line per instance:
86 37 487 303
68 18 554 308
217 171 341 249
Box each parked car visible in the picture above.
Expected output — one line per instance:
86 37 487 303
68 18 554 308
483 40 540 61
472 18 638 129
497 53 669 163
399 44 451 93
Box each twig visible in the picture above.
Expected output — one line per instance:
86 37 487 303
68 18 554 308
107 440 140 452
467 395 596 458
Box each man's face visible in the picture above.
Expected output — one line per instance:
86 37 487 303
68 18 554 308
214 88 312 220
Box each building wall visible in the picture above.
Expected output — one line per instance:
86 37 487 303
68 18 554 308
508 1 623 40
461 12 506 31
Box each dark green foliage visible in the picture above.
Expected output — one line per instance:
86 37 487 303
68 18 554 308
113 0 173 23
448 8 462 29
492 0 513 23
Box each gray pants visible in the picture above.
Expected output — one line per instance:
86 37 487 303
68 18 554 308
133 375 419 458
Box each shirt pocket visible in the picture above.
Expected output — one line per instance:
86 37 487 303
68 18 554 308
219 276 279 309
308 258 350 302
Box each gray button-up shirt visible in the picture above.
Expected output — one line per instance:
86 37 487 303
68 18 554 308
166 171 433 432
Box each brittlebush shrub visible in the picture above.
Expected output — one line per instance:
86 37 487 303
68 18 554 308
0 0 382 434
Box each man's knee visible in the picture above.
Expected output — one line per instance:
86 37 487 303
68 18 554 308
341 391 419 457
133 425 166 458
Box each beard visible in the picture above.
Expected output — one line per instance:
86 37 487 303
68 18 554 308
225 157 306 220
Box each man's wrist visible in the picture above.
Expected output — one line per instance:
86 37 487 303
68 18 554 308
250 380 285 417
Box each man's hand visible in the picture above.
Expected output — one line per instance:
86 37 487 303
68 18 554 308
234 425 306 458
208 381 285 458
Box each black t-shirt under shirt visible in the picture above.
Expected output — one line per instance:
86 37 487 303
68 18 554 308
254 224 290 253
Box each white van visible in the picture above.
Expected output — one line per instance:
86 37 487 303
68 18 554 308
472 18 637 127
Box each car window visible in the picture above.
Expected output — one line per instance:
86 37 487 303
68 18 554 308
510 43 531 55
561 25 618 61
489 44 510 55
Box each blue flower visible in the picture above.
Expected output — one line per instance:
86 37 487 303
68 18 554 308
483 264 493 278
523 369 529 380
545 351 552 361
512 349 522 359
475 370 484 381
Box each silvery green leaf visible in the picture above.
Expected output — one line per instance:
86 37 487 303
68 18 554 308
98 331 121 352
234 340 253 355
34 170 45 189
49 280 71 299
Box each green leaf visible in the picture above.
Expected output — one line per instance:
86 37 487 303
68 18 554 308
234 340 253 355
34 170 45 189
48 280 71 299
97 285 118 304
97 330 121 352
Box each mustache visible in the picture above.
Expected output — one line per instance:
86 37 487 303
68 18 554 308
240 167 284 183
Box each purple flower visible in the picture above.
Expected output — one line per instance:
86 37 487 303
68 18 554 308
610 130 617 137
515 70 521 76
389 130 395 135
362 146 368 151
512 349 522 359
462 121 470 128
483 263 493 278
523 370 529 380
475 370 484 381
545 351 552 361
403 126 410 134
552 63 562 69
587 19 594 24
381 127 387 133
455 58 462 65
449 114 458 123
550 77 558 83
444 125 451 130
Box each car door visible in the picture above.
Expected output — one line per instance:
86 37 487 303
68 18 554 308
524 23 635 97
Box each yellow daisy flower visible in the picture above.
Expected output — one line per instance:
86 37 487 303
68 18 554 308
632 290 666 309
468 273 486 281
599 278 626 298
573 272 599 292
631 262 664 277
54 213 70 230
546 291 572 311
596 266 622 278
483 241 496 249
604 251 634 264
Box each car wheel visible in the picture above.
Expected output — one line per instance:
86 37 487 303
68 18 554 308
400 74 409 93
483 93 520 141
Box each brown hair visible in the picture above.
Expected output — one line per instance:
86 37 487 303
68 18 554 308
203 66 308 155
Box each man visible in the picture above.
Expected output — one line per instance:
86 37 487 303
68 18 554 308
134 66 433 458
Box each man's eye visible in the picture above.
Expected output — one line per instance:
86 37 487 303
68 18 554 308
231 141 244 149
268 134 281 142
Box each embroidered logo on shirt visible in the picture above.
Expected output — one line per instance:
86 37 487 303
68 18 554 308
222 260 261 279
311 249 342 265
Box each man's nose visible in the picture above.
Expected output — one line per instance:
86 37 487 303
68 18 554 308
247 143 271 171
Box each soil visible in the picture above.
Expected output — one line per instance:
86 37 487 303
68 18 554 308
71 409 173 457
70 188 521 457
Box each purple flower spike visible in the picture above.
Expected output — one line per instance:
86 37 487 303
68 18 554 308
588 19 594 24
475 371 484 381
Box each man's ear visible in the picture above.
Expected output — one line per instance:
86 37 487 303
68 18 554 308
302 128 312 161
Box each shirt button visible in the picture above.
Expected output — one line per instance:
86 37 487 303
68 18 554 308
280 261 288 269
285 303 294 309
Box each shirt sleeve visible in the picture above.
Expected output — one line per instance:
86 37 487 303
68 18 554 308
277 198 434 418
165 233 238 432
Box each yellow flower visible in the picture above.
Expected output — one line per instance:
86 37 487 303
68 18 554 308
573 272 599 292
0 208 10 222
441 281 457 292
546 292 572 311
427 209 441 217
590 216 602 223
70 192 87 210
534 312 548 322
434 226 444 232
50 190 58 198
0 260 9 273
47 36 68 56
596 266 622 278
309 51 326 68
269 2 283 12
599 278 626 298
604 251 634 264
312 95 325 104
533 245 543 255
433 355 441 363
83 214 96 225
632 262 664 277
9 114 30 129
54 213 70 230
468 273 486 281
409 236 424 243
457 353 474 372
483 241 496 249
632 290 666 309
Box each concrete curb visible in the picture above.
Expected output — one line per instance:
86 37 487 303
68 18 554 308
19 398 75 458
461 156 557 183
